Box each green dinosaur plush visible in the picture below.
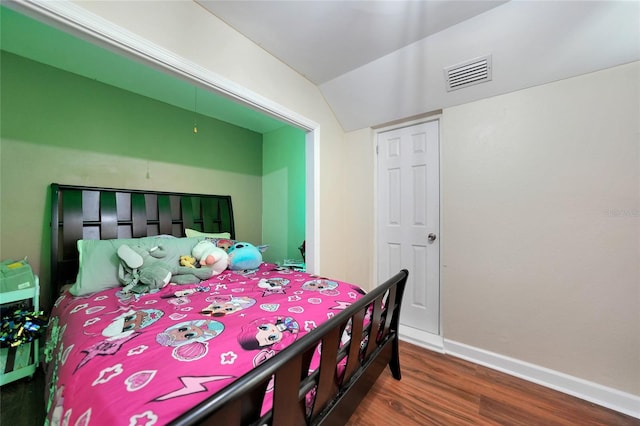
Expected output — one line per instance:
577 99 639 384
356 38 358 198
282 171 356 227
117 244 212 294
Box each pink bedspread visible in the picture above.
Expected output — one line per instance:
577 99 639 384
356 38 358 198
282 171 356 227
44 263 365 425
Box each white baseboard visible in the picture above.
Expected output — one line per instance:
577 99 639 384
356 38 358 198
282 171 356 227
444 339 640 419
399 325 444 353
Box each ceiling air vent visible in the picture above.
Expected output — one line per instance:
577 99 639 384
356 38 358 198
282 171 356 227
444 55 492 92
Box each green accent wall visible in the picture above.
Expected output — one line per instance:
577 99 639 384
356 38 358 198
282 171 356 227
0 51 267 309
262 127 306 263
0 5 284 134
1 51 263 175
1 48 307 298
0 6 307 304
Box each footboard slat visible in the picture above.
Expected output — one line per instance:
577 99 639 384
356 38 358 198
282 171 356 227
199 399 241 425
364 295 383 360
342 309 365 384
273 355 306 425
381 287 397 340
310 327 342 417
240 381 269 424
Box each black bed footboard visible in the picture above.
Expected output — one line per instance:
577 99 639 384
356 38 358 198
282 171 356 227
170 269 408 426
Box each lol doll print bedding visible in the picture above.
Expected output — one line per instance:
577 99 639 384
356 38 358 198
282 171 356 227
44 263 366 425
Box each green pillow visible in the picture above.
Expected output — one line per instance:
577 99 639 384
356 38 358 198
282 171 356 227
69 236 204 296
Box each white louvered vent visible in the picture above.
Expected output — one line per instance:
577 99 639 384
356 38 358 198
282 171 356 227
444 55 492 92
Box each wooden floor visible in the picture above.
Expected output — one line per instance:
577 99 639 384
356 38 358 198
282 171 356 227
0 366 45 426
347 340 639 426
1 340 638 425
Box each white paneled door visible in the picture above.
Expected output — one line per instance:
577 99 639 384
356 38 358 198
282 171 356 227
377 120 440 337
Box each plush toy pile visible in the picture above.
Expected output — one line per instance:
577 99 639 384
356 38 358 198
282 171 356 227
192 238 268 271
115 239 268 294
117 245 212 294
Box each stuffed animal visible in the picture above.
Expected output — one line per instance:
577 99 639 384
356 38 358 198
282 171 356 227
216 238 235 252
227 241 268 271
180 255 197 268
117 244 212 294
192 240 229 276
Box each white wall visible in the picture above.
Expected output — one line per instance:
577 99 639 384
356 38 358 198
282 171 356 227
342 127 375 288
441 62 640 396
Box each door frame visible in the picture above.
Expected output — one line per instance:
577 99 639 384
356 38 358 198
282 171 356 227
373 114 444 351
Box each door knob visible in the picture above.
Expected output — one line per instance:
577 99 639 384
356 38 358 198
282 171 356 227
428 233 437 242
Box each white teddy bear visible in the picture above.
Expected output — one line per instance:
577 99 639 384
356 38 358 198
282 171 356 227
191 240 229 276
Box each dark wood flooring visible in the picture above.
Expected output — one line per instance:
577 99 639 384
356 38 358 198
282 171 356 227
0 367 46 426
347 340 640 426
1 340 637 425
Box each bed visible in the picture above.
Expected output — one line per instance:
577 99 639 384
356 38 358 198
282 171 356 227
46 183 408 425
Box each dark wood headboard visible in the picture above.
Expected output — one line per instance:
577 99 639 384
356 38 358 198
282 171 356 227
50 183 235 293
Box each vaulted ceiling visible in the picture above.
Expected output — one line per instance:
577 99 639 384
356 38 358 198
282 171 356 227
195 0 640 131
3 1 639 132
196 0 509 85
